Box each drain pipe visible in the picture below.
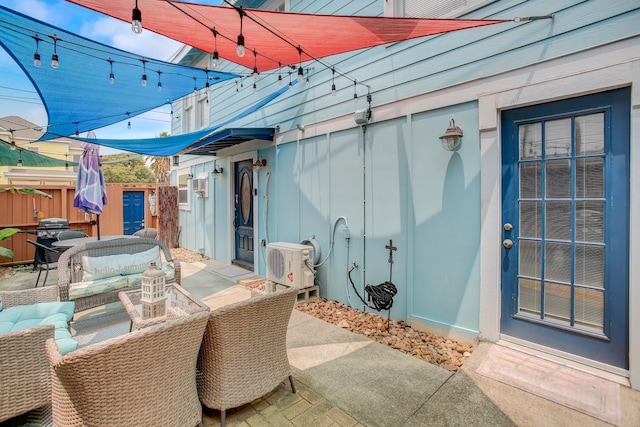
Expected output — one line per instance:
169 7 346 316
361 122 367 311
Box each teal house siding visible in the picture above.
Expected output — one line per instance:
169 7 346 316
173 0 640 386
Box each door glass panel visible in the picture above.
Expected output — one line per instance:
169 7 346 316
576 113 604 155
520 163 542 199
515 110 609 338
545 118 571 158
576 158 604 198
545 242 571 283
544 282 571 326
545 160 571 198
240 172 251 223
576 202 604 243
519 240 541 278
520 202 541 238
545 202 571 240
574 287 604 332
575 245 604 288
519 123 542 160
518 278 541 317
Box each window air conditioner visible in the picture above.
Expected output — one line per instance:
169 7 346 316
192 178 208 197
266 242 315 289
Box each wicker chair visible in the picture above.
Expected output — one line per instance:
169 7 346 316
46 310 209 427
0 286 60 422
197 287 298 426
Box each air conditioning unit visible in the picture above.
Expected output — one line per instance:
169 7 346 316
192 178 208 197
266 242 315 289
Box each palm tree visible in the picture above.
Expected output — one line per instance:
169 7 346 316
148 156 171 183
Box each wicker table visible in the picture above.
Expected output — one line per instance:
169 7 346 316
119 284 209 331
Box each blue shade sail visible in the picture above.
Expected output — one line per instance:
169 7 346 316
0 6 239 141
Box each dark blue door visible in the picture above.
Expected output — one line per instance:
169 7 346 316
501 88 630 369
234 160 254 267
123 191 145 235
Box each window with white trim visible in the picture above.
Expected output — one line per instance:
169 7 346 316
178 172 190 209
387 0 494 18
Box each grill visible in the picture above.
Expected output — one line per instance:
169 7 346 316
33 217 69 270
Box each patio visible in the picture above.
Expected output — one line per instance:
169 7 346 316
1 259 639 426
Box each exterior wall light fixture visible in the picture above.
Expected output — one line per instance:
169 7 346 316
439 119 463 151
253 158 267 169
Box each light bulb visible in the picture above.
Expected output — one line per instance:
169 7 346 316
297 66 303 84
110 73 115 84
253 67 259 81
354 92 358 103
17 158 23 167
142 74 147 86
331 83 336 96
253 82 257 93
127 121 131 130
236 34 245 57
132 6 142 34
278 74 283 86
34 52 41 67
157 82 162 92
10 141 16 151
212 51 219 68
51 53 59 68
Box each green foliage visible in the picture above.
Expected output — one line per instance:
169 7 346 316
0 228 20 259
101 154 155 183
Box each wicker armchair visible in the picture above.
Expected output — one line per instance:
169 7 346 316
46 310 209 427
0 286 59 422
197 287 298 426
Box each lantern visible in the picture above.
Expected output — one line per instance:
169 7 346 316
141 261 166 319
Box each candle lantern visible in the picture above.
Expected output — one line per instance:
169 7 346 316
141 261 167 319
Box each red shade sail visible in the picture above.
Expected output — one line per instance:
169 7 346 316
68 0 507 72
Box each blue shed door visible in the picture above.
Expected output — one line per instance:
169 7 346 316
501 88 630 369
233 160 254 268
123 191 145 235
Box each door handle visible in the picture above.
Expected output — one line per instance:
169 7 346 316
503 239 513 249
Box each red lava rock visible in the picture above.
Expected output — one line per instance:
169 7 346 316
295 298 475 372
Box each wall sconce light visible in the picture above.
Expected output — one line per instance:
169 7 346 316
253 158 267 169
212 166 224 176
439 119 463 151
172 155 180 166
296 123 305 132
187 173 194 180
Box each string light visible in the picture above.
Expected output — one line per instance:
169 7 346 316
50 34 60 68
65 153 69 170
289 70 292 87
9 129 16 150
253 82 257 93
236 7 245 57
331 67 336 96
132 0 143 34
126 112 131 129
140 59 148 86
74 121 79 136
211 28 219 68
32 34 42 67
107 58 115 84
205 69 210 90
353 80 358 103
157 70 162 92
252 49 259 81
297 46 304 84
193 76 198 92
17 149 23 167
305 68 310 86
278 62 283 86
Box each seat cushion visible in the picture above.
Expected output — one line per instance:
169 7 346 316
0 301 78 355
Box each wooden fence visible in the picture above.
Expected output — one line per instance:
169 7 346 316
0 183 178 266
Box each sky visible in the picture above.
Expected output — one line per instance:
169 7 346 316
0 0 222 153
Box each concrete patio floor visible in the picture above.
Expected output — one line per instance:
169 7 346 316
1 259 639 426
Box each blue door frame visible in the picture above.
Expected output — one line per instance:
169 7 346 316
501 87 630 369
123 191 145 235
234 159 254 267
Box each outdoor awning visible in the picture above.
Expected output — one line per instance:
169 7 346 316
0 140 78 167
68 0 509 72
0 6 239 140
184 127 275 156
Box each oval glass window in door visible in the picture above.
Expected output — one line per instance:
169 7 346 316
241 171 251 224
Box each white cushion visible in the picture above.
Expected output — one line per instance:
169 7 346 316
82 246 162 281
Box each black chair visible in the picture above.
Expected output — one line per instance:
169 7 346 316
133 228 158 239
57 230 88 240
26 240 60 287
